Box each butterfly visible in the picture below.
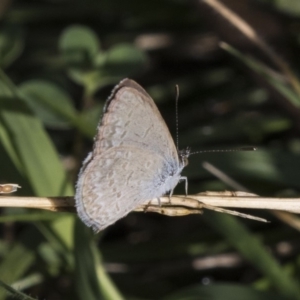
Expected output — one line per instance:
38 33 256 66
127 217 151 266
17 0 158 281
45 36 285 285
75 79 189 231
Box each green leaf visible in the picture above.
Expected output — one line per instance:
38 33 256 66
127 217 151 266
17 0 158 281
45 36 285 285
163 283 291 300
221 43 300 107
59 25 100 68
0 25 24 68
187 149 300 191
102 43 148 76
78 103 103 134
19 80 76 129
180 116 292 147
0 278 37 300
0 227 44 299
36 217 75 269
0 212 70 223
11 273 43 292
203 212 300 300
19 79 95 137
268 0 300 17
74 220 124 300
0 98 73 196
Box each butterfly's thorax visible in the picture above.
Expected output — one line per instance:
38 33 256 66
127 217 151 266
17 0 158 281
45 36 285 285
151 156 185 198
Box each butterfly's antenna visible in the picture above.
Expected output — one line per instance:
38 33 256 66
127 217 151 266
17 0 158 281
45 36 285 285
175 84 180 151
189 147 256 156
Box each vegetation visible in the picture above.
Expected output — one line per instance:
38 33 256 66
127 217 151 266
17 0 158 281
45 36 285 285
0 0 300 299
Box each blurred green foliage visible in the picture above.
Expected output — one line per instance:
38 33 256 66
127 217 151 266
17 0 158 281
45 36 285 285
0 0 300 299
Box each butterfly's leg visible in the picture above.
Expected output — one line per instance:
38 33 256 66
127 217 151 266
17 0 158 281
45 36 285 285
143 201 151 212
180 176 188 196
168 190 174 204
168 177 188 204
157 197 161 206
144 198 161 212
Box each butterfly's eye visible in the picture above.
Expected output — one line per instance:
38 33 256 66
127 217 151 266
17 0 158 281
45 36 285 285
179 148 190 167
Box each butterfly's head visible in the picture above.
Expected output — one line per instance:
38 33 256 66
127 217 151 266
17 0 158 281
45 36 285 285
179 147 190 167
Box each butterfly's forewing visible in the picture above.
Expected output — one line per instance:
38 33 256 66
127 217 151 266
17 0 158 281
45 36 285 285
94 79 178 160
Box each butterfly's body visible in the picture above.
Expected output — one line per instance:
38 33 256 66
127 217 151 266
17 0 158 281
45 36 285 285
75 79 187 232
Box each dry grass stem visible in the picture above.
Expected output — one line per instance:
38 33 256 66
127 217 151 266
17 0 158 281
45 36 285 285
0 196 76 212
201 0 300 95
271 210 300 231
1 191 300 221
0 184 21 194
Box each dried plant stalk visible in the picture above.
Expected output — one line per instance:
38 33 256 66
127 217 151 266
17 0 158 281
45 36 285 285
0 184 21 194
0 192 300 222
201 0 300 94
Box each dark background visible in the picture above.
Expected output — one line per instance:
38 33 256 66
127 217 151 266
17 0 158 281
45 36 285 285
0 0 300 299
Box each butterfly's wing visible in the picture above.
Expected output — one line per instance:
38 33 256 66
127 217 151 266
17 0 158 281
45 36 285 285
76 146 180 231
94 79 179 161
75 79 182 231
